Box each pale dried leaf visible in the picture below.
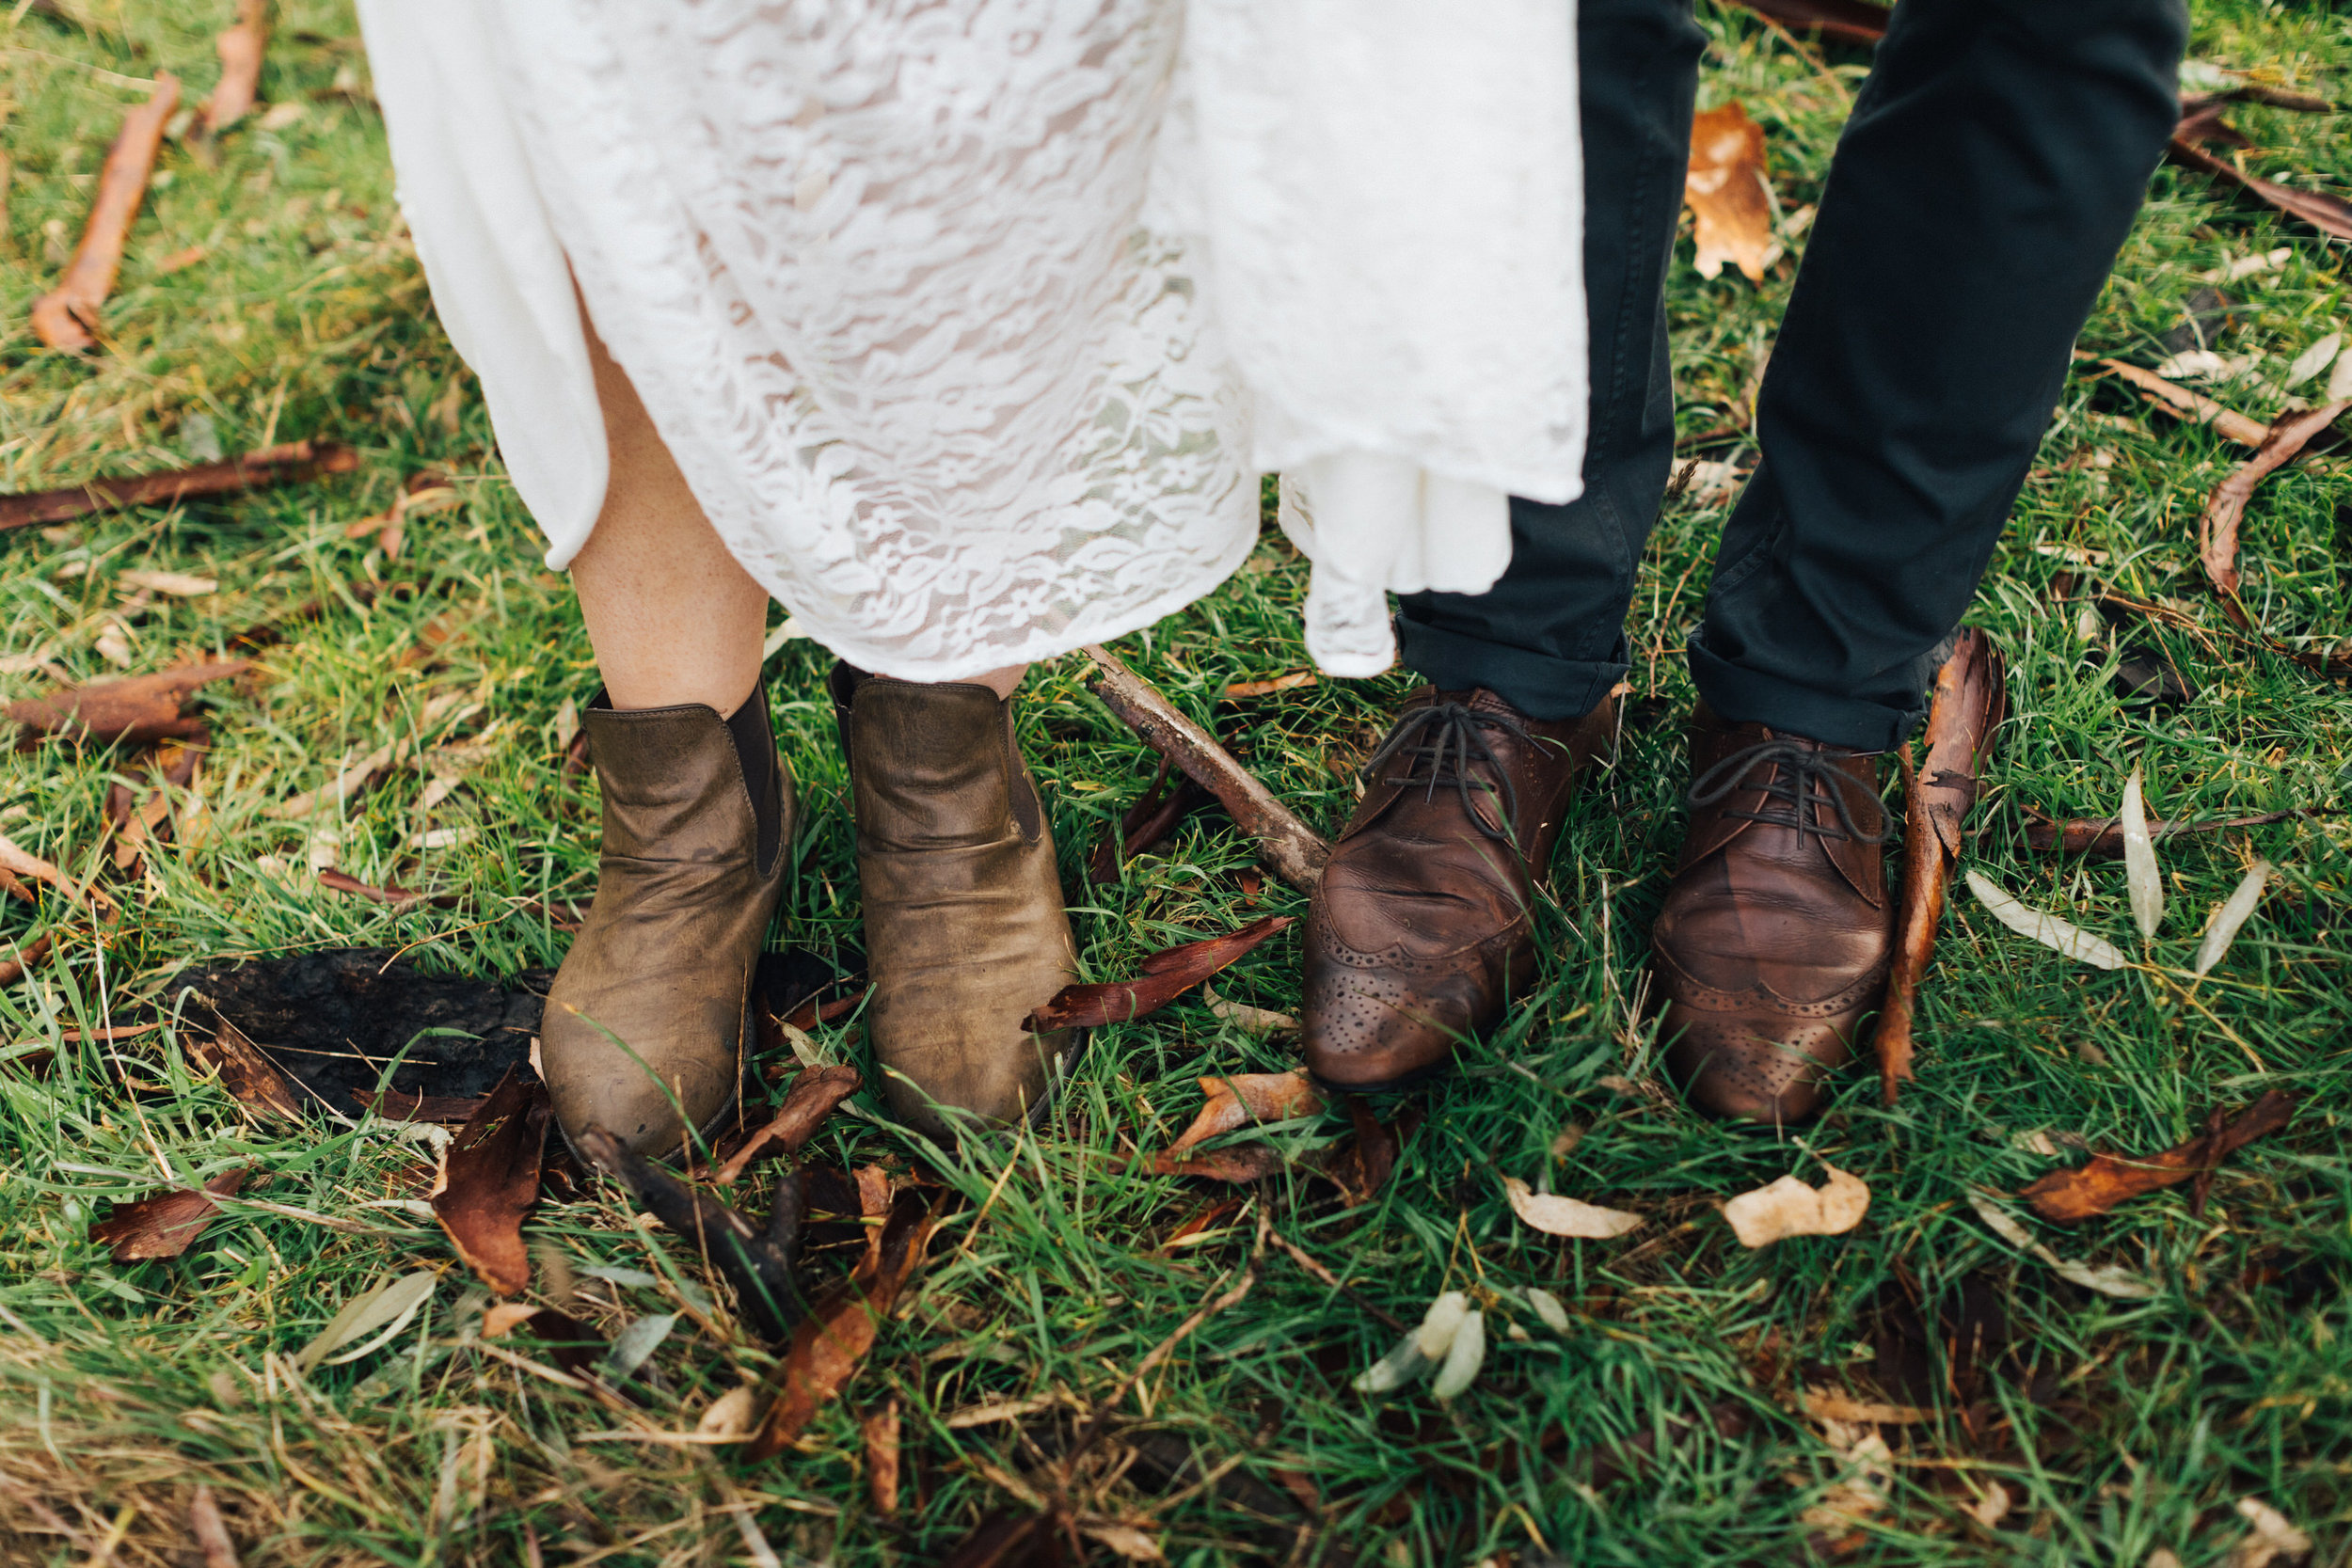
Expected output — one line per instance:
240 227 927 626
1965 869 2130 970
1080 1523 1166 1562
696 1385 758 1437
1502 1176 1643 1239
1202 984 1297 1034
481 1302 539 1338
118 568 216 596
1723 1166 1869 1247
944 1396 1059 1429
1414 1291 1470 1359
2328 344 2352 402
1966 1481 2011 1528
1352 1329 1431 1394
297 1271 435 1371
1965 1190 2158 1300
2229 1497 2312 1568
1801 1389 1931 1425
1525 1288 1570 1333
603 1313 678 1382
2282 331 2342 388
2122 768 2164 940
2146 1551 2185 1568
1429 1308 1485 1401
2193 860 2272 976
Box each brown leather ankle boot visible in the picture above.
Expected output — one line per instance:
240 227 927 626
1302 688 1616 1090
830 664 1078 1139
1652 705 1894 1124
543 683 793 1157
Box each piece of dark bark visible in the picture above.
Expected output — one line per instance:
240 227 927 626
1877 630 2004 1103
2166 135 2352 244
433 1066 551 1296
1083 643 1328 893
713 1065 862 1184
188 1014 308 1120
88 1168 246 1260
1025 914 1293 1032
31 73 178 350
2017 1090 2296 1225
744 1186 937 1454
9 662 249 750
0 933 56 988
2022 805 2322 856
1719 0 1887 45
1085 755 1216 886
0 440 358 534
577 1125 806 1340
168 948 547 1114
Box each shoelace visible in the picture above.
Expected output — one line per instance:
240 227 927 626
1360 701 1538 842
1686 736 1893 846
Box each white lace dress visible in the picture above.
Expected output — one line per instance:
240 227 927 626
355 0 1587 681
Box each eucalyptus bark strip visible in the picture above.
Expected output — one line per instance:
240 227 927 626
30 72 180 350
0 440 358 532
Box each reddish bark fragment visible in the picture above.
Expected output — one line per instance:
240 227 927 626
88 1168 247 1260
2018 1091 2296 1224
432 1066 550 1295
1024 915 1293 1032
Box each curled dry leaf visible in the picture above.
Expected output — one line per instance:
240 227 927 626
1502 1176 1643 1239
2200 398 2352 600
1685 103 1778 283
1964 1189 2158 1299
1025 914 1293 1032
432 1066 551 1297
1084 643 1329 892
8 660 249 750
31 73 179 350
1964 869 2129 971
2228 1497 2313 1568
2083 356 2269 448
1429 1308 1486 1401
1723 1165 1870 1248
1222 671 1317 701
864 1398 901 1517
190 1483 240 1568
1879 629 2005 1101
697 1385 758 1438
199 0 269 135
2168 133 2352 245
745 1187 939 1458
1161 1070 1323 1160
2121 768 2164 940
2017 1090 2295 1225
2192 860 2272 975
713 1064 862 1184
294 1270 437 1371
87 1168 246 1261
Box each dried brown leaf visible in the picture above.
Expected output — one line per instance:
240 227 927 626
190 1483 240 1568
1685 103 1778 283
713 1064 862 1184
2168 135 2352 244
1164 1071 1323 1157
8 661 248 750
745 1188 939 1457
87 1168 246 1260
431 1066 550 1295
199 0 269 136
1724 1166 1870 1247
864 1399 901 1517
2017 1091 2295 1225
1025 915 1293 1032
2085 356 2269 448
188 1014 305 1119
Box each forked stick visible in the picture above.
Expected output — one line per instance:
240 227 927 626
1082 644 1328 893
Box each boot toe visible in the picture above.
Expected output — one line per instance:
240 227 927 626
541 990 745 1157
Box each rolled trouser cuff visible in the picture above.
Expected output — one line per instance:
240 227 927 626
1686 639 1922 752
1395 615 1625 723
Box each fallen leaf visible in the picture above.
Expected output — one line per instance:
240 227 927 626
1879 629 2005 1101
2228 1497 2312 1568
1965 1189 2158 1299
2121 768 2164 940
1964 869 2129 971
2083 356 2269 447
603 1312 680 1382
2283 331 2343 388
1161 1071 1323 1159
1965 1480 2011 1529
744 1187 939 1457
1502 1176 1643 1239
2017 1091 2295 1225
87 1168 246 1260
294 1269 436 1371
8 660 248 749
1221 671 1317 701
31 73 179 350
190 1483 240 1568
2153 347 2261 383
1202 984 1296 1035
1525 1288 1571 1333
198 0 268 135
697 1385 758 1438
1685 103 1779 283
481 1302 540 1339
713 1064 862 1184
1025 914 1294 1031
432 1067 551 1296
1428 1308 1486 1400
1081 1523 1165 1562
864 1399 900 1517
187 1015 307 1120
1148 1146 1289 1182
1723 1166 1870 1247
1800 1389 1931 1425
2201 398 2352 599
2192 860 2273 975
944 1395 1061 1429
2168 133 2352 245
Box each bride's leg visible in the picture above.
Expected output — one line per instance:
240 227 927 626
541 306 793 1159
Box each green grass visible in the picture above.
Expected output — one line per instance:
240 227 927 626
2 2 2350 1563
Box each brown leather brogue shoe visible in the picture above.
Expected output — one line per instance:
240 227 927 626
831 665 1078 1140
1652 705 1895 1124
544 683 794 1158
1303 688 1617 1090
